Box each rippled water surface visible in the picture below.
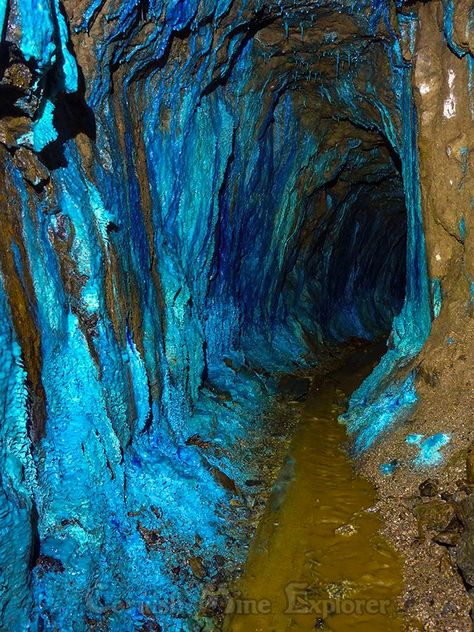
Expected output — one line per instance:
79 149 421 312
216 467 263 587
224 349 404 631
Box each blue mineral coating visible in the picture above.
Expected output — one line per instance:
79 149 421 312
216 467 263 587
17 0 56 67
380 460 400 475
431 278 442 319
443 0 470 58
32 100 58 152
5 0 79 157
469 56 474 118
15 0 78 91
414 433 451 467
0 1 438 629
53 0 80 93
460 216 466 242
347 372 418 454
340 21 431 447
0 288 35 630
405 433 424 445
0 0 6 35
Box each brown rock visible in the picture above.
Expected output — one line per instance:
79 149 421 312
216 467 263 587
0 116 31 148
439 549 454 578
188 555 206 580
433 516 463 547
36 555 65 576
0 60 33 92
456 494 474 530
12 147 50 188
245 479 263 486
185 434 211 449
419 478 439 497
457 533 474 586
209 466 238 495
402 495 423 510
414 500 455 541
466 444 474 485
137 522 165 550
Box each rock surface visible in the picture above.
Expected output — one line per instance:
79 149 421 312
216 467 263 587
0 0 473 630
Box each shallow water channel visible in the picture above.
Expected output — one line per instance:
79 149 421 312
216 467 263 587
224 348 404 631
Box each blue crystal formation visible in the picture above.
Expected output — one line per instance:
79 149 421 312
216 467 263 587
414 434 451 468
380 460 401 476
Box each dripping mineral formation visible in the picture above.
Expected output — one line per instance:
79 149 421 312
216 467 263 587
1 0 474 630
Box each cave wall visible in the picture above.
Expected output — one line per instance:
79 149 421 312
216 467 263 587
0 0 467 629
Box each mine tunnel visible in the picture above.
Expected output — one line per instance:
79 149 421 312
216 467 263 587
2 0 474 631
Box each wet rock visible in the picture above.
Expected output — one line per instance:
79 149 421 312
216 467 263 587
326 580 355 599
433 516 462 547
278 375 311 400
12 147 50 188
335 523 358 536
137 523 165 550
188 556 206 580
36 555 65 576
414 500 455 541
419 478 439 497
455 494 474 531
466 443 474 486
457 533 474 586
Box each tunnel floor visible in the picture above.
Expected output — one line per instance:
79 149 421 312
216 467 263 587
223 345 403 631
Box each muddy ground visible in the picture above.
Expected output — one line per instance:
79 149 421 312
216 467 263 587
360 307 474 631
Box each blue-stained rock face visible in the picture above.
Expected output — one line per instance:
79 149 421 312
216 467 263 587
0 1 434 629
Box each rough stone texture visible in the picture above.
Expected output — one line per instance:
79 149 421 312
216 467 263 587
0 0 473 630
357 3 474 630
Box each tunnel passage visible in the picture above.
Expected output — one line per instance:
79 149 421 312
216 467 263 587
305 149 408 342
262 125 408 344
207 110 409 351
204 9 411 368
0 1 428 630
